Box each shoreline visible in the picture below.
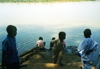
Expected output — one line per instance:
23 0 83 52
0 46 96 69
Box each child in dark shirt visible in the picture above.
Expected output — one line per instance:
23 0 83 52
2 25 20 69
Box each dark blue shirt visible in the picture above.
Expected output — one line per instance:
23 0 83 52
2 35 19 63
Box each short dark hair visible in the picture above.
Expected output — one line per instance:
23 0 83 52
58 31 66 38
39 37 43 40
52 37 55 40
84 28 91 38
6 25 17 34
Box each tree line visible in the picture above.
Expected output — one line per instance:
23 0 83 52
0 0 96 2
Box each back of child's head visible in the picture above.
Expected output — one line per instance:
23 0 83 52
6 25 17 36
58 31 66 39
39 37 43 40
52 37 55 40
84 28 91 38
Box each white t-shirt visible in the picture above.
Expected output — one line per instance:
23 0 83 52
36 40 44 48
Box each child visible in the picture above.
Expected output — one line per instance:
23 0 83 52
52 31 66 66
49 37 55 50
78 28 98 69
36 37 45 50
2 25 20 69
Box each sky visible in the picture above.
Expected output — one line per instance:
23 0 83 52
0 2 100 29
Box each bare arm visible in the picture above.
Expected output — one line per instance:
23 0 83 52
86 49 93 55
